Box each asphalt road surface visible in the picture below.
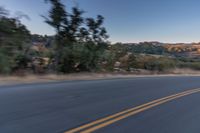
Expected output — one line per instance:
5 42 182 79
0 76 200 133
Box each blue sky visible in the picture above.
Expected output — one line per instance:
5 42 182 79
1 0 200 43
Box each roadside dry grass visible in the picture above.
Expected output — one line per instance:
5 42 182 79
0 73 147 85
169 68 200 74
0 69 200 86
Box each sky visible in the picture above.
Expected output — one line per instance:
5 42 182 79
1 0 200 43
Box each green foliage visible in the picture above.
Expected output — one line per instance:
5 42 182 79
178 62 200 70
0 7 30 74
44 0 108 44
144 57 176 71
86 15 109 43
56 42 107 73
44 0 67 33
13 53 30 70
0 52 11 74
130 42 166 55
43 0 109 73
0 18 30 55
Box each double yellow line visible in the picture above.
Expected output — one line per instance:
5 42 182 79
65 88 200 133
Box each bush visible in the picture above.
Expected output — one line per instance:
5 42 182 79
144 57 176 71
0 53 11 74
55 42 106 73
178 62 200 70
13 53 30 70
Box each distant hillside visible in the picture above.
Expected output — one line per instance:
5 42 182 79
31 34 54 47
118 42 200 58
164 43 200 58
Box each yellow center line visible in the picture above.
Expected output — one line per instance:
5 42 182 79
81 89 200 133
65 88 200 133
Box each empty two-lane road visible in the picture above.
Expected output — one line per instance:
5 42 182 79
0 76 200 133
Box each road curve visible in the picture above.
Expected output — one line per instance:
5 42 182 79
0 76 200 133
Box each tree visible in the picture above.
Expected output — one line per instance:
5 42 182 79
43 0 69 72
66 7 84 42
0 17 30 55
86 15 109 44
0 7 31 74
44 0 67 34
43 0 109 73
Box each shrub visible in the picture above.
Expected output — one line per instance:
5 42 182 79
0 52 11 74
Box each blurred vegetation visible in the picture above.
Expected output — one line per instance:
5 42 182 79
0 6 30 74
1 1 200 75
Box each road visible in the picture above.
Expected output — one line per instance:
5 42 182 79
0 76 200 133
